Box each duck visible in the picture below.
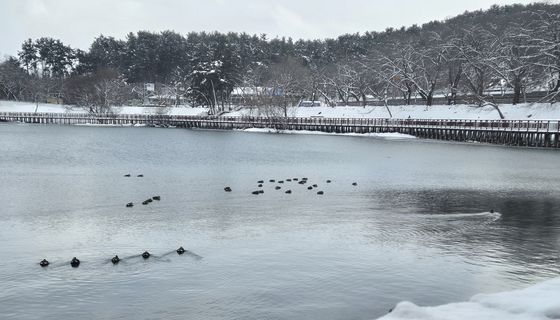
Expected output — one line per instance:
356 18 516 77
307 186 313 190
312 184 318 188
142 251 150 259
490 209 495 213
317 191 324 195
252 191 260 195
224 187 232 192
352 182 358 186
326 180 332 183
269 179 275 183
152 196 161 201
146 198 153 203
177 247 186 255
257 180 264 184
126 202 134 208
285 190 292 194
278 181 284 184
124 174 131 177
39 259 49 267
137 174 144 177
111 255 120 264
258 184 263 188
275 186 281 190
142 200 149 205
286 179 292 182
258 190 264 194
70 257 80 268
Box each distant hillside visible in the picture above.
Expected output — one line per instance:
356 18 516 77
1 2 559 113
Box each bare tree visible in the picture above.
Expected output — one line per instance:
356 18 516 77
409 40 447 106
485 24 541 105
322 63 352 105
64 68 130 115
379 43 417 105
442 39 464 105
263 57 306 117
523 10 560 102
363 61 394 117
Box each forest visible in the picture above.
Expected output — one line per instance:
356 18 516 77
0 2 559 115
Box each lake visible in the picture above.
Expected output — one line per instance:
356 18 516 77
1 123 559 320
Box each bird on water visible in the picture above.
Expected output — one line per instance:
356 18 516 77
71 257 80 268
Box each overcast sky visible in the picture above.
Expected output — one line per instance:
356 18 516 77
0 0 550 57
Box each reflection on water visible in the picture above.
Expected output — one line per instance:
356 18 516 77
0 124 559 320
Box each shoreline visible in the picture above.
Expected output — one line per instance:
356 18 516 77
378 276 560 320
235 128 416 139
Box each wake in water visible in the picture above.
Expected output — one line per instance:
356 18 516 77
41 249 203 269
149 249 202 260
427 211 502 221
370 211 502 246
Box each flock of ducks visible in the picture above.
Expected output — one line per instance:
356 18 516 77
39 173 177 268
124 174 143 178
39 247 188 268
38 174 359 268
224 178 358 196
122 174 161 207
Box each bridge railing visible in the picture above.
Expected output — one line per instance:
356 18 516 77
1 112 559 133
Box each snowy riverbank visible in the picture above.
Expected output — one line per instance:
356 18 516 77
0 101 209 116
1 100 559 120
229 103 560 120
238 128 416 139
378 277 560 320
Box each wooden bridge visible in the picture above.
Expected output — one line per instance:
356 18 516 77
1 112 559 148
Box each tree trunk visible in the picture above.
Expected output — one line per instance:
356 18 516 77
337 88 347 105
493 105 505 119
512 79 521 105
448 91 457 105
349 91 361 103
426 94 433 106
384 101 393 118
448 65 462 105
405 89 412 105
552 78 560 92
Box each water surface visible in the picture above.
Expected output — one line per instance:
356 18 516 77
1 123 559 320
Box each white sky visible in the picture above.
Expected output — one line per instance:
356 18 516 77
0 0 551 57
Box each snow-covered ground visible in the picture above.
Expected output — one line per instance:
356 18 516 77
0 101 208 116
1 100 559 120
378 277 560 320
229 104 560 120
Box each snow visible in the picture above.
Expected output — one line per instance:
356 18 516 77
238 128 416 139
378 277 560 320
112 106 208 116
0 101 76 113
231 86 273 96
74 123 147 127
0 101 208 116
1 100 559 120
228 104 560 120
